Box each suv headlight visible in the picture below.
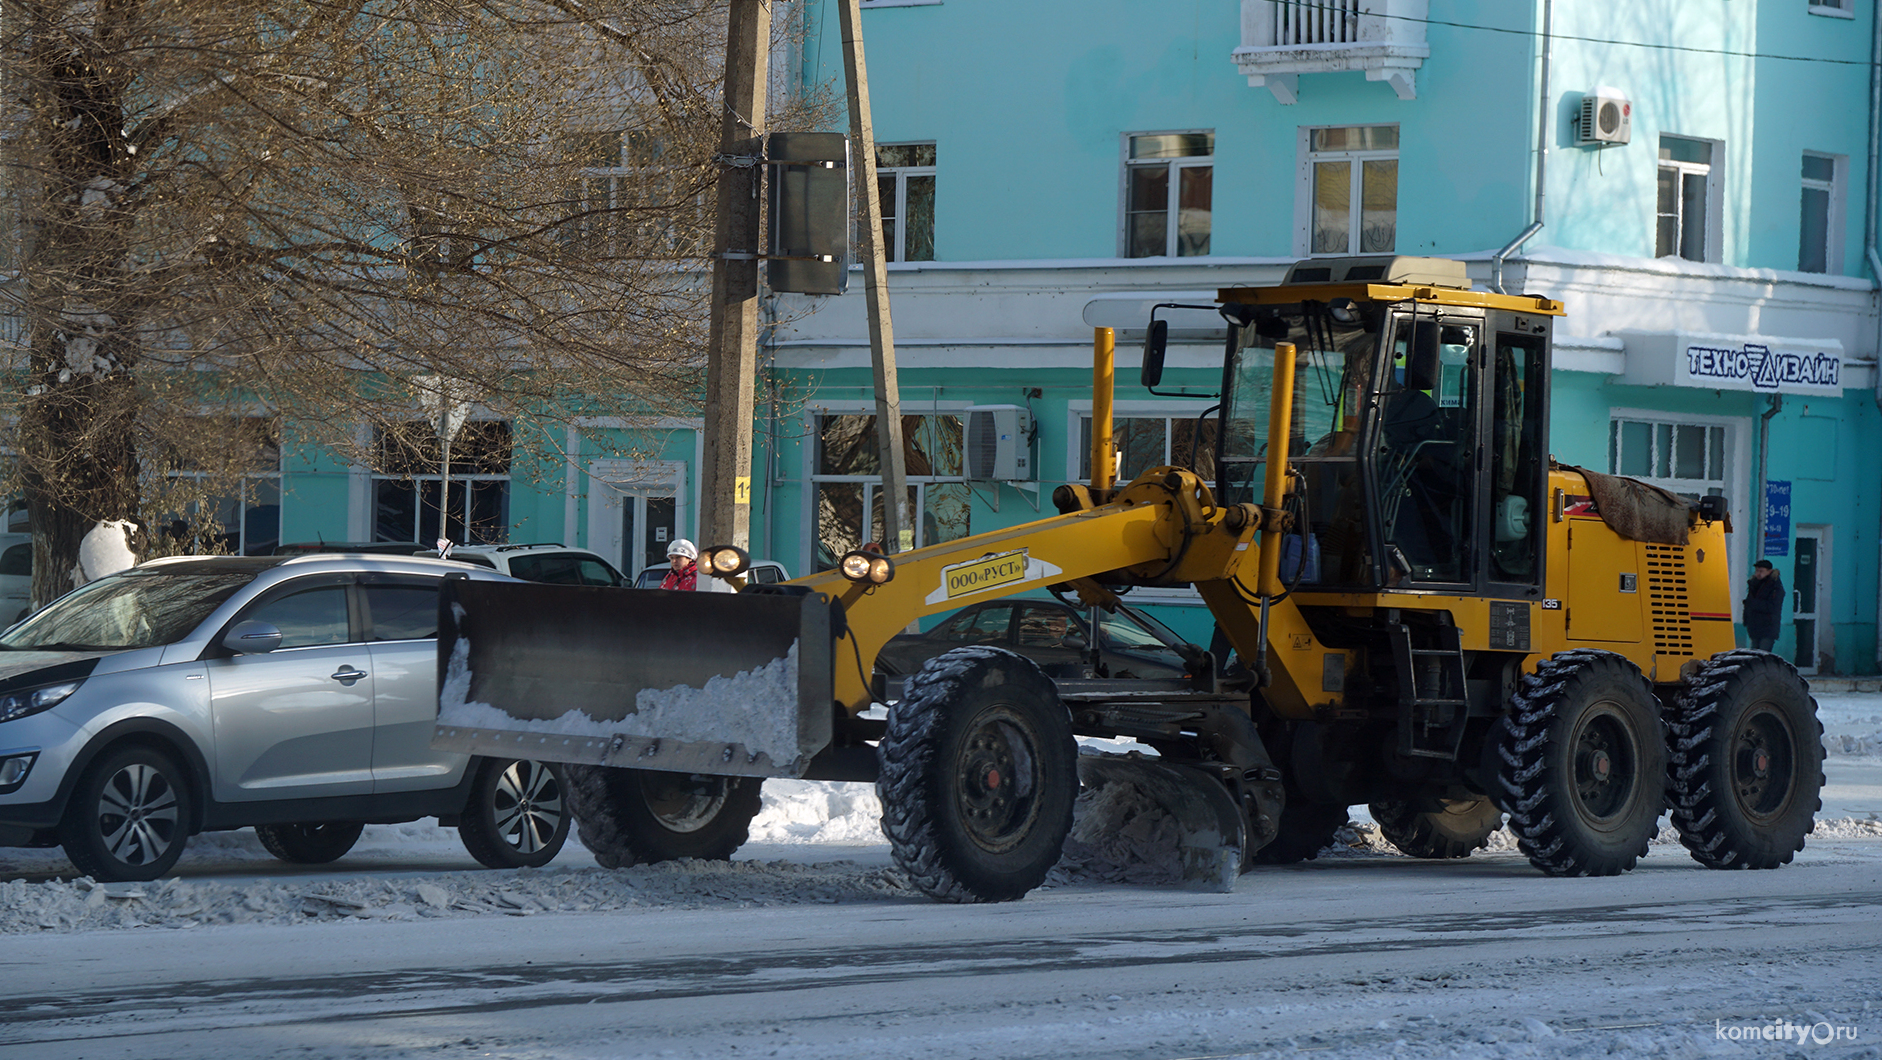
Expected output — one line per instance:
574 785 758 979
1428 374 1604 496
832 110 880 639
0 681 82 724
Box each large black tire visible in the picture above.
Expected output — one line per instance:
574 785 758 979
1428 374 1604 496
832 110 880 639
561 765 761 869
255 822 365 864
1371 795 1503 859
1494 649 1665 877
1666 650 1824 869
58 744 194 882
877 646 1077 902
458 759 571 869
1251 800 1348 864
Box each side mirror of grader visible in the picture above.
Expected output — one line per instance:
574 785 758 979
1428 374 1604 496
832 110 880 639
1140 319 1168 388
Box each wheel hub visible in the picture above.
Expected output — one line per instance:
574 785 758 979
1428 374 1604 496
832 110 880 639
1732 707 1797 818
1572 708 1635 822
954 712 1040 854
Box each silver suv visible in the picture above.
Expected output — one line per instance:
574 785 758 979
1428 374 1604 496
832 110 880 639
0 554 570 881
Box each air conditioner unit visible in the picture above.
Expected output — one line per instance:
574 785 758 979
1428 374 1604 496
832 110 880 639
1578 89 1631 146
964 405 1032 481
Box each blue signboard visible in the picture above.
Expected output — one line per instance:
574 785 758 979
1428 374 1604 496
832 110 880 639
1763 479 1791 558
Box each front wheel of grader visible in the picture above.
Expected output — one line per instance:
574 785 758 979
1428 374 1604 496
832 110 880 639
877 646 1079 903
1493 650 1666 877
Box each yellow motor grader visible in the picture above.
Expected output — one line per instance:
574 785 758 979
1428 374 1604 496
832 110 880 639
434 255 1824 902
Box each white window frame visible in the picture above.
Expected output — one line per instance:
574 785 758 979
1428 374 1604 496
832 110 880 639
571 130 705 259
370 418 514 545
161 415 284 556
1066 400 1216 607
1608 407 1752 617
1807 0 1854 18
801 403 973 573
1120 130 1215 259
1297 124 1399 257
1798 151 1845 274
875 142 936 263
1655 135 1724 264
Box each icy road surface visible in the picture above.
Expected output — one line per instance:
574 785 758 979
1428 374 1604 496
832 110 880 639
0 692 1877 1059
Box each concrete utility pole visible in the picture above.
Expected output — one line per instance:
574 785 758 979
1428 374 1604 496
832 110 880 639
699 0 771 549
837 0 911 552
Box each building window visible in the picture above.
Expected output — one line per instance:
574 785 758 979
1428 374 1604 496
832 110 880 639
876 144 935 262
159 417 282 556
1799 153 1840 274
811 413 970 568
566 131 706 259
1124 132 1213 258
1306 125 1397 255
372 420 512 545
1076 414 1218 484
1609 417 1729 500
1807 0 1853 15
1656 136 1717 262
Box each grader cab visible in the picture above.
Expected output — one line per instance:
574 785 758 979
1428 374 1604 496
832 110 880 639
435 256 1823 902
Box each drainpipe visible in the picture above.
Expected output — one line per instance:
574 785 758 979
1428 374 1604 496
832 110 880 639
1491 0 1552 295
1866 0 1881 671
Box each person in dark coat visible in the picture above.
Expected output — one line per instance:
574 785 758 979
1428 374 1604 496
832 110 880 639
1743 559 1785 652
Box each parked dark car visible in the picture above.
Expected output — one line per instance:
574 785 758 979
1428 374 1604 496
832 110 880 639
874 597 1196 682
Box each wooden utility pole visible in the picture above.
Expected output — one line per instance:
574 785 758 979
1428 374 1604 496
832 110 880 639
837 0 911 552
699 0 771 548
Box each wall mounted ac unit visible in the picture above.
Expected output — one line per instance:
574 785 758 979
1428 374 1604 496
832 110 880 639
1578 89 1631 146
964 405 1032 481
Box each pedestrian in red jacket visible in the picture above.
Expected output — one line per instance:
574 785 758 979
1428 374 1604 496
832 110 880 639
660 538 699 591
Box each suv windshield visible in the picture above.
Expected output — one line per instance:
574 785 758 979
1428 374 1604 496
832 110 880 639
1 570 255 651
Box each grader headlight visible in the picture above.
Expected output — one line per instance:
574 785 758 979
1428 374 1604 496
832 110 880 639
839 550 895 585
701 544 750 577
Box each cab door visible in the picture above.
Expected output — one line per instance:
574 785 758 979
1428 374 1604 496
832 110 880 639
205 575 374 801
1370 314 1483 587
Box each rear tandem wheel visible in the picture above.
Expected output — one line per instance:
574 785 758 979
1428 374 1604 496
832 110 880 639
1494 649 1666 877
877 646 1078 903
1666 650 1824 869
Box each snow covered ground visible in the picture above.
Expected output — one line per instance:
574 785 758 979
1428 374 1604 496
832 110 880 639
0 694 1878 1059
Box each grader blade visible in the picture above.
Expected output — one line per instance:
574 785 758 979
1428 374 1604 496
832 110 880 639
1076 754 1245 892
432 579 835 778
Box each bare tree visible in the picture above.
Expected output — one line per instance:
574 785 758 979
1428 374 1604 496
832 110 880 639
2 0 825 602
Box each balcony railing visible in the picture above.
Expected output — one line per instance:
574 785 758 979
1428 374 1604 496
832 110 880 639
1234 0 1430 104
1272 0 1360 46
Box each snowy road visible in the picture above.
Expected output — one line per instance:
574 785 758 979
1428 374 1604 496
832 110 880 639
2 847 1879 1060
2 692 1879 1059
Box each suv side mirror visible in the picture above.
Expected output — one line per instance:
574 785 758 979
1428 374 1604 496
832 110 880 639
223 620 282 655
1140 319 1168 389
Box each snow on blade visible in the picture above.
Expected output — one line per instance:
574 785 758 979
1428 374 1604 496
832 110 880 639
437 631 804 763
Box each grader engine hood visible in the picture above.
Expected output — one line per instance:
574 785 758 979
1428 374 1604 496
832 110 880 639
432 580 835 778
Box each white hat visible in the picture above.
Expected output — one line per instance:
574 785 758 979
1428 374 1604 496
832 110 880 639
666 538 697 560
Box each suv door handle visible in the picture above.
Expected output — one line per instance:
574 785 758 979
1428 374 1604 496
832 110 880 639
330 667 369 685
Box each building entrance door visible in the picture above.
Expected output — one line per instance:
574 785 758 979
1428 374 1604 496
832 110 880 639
1792 527 1829 674
588 460 683 582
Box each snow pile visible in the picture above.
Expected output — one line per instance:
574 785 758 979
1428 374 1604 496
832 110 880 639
0 860 919 935
438 630 806 765
1051 780 1192 885
1827 730 1882 758
749 779 884 843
